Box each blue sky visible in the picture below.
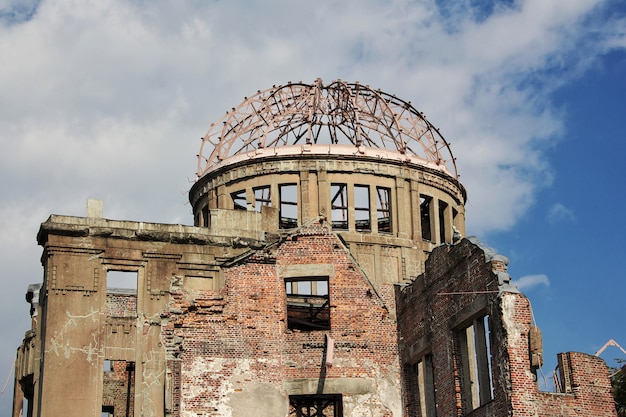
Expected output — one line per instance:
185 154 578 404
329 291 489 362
0 0 625 411
489 45 626 377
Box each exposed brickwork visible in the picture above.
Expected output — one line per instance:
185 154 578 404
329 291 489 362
496 294 616 417
102 361 135 417
105 293 137 317
397 239 617 417
163 226 401 416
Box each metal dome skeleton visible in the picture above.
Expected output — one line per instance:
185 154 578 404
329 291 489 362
197 79 458 178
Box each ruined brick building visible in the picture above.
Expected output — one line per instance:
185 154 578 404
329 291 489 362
12 80 617 416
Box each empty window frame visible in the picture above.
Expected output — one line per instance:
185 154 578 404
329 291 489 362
330 184 348 230
254 186 272 212
420 195 433 241
452 207 459 232
285 277 330 331
106 271 138 293
106 271 138 317
354 185 371 231
279 184 298 229
102 361 135 417
231 190 247 210
408 354 436 417
202 205 209 227
459 316 493 412
438 200 448 244
376 187 391 233
289 394 343 417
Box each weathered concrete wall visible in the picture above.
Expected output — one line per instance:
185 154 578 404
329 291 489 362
190 155 467 288
13 215 259 417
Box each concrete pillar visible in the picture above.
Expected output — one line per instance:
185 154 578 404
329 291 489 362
317 169 329 220
431 198 440 245
410 180 421 242
395 178 409 239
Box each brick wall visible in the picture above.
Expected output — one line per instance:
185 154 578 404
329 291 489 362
105 293 137 317
164 225 402 416
397 238 617 417
102 361 135 417
499 294 617 417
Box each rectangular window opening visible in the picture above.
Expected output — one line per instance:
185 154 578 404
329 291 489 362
289 394 343 417
106 271 138 317
106 270 138 293
231 189 247 210
20 374 34 417
409 354 436 417
202 205 209 227
102 361 135 417
254 186 272 212
279 184 298 229
459 315 493 412
354 185 371 232
376 187 391 233
331 184 348 230
420 195 432 241
452 207 459 229
285 277 330 331
438 200 448 244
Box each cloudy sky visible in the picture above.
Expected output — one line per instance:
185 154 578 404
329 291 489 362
1 0 625 409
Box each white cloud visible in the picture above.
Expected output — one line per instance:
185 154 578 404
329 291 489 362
512 274 551 291
548 203 576 223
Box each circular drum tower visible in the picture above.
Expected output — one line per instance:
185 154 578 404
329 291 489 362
190 79 466 284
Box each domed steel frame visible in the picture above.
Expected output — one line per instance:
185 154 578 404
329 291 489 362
197 79 458 179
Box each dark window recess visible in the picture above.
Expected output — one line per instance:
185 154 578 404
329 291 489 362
354 185 371 231
285 277 330 331
254 186 271 212
101 406 114 417
376 187 391 233
20 374 34 417
452 207 459 228
279 184 298 229
439 200 448 243
407 354 436 417
289 394 343 417
459 315 493 412
331 184 348 230
420 195 432 241
231 190 247 210
202 205 209 227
